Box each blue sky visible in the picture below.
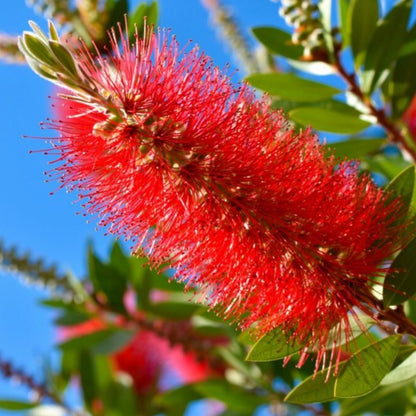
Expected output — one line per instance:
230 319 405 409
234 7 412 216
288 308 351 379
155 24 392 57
0 0 280 409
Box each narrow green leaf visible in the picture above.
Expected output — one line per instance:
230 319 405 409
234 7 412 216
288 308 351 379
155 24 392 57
246 327 304 361
92 329 135 354
25 57 58 81
390 24 416 118
148 301 200 320
22 32 56 67
363 155 411 181
362 0 412 94
193 380 266 412
246 73 340 102
54 310 91 326
145 2 158 26
328 138 384 159
88 247 127 314
284 363 345 404
334 336 401 397
289 107 371 134
28 21 49 43
251 27 303 60
109 241 130 277
59 329 117 351
155 385 202 408
0 400 37 410
385 165 415 213
105 0 128 31
102 380 138 415
79 350 97 409
381 350 416 386
338 0 351 49
48 20 60 42
383 237 416 306
338 379 412 416
348 0 379 67
48 40 77 76
129 1 158 39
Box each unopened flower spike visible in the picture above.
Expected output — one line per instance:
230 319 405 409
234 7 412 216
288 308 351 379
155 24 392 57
22 20 411 375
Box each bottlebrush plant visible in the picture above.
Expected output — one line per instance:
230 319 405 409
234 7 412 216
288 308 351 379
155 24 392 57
2 1 416 415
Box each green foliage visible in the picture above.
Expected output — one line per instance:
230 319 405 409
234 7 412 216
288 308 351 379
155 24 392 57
383 236 416 306
129 1 158 39
0 400 37 411
289 105 371 134
245 327 303 361
285 336 401 404
361 0 412 94
348 0 379 68
246 72 341 102
251 26 303 60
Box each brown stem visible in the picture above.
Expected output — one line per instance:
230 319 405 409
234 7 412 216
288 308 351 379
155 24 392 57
375 302 416 338
333 52 416 162
0 355 82 416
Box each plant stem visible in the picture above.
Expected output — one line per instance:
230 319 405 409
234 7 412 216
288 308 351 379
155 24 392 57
376 303 416 338
333 51 416 162
0 355 83 416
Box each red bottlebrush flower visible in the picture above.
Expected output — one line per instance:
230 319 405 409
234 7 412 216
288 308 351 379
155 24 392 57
42 24 408 372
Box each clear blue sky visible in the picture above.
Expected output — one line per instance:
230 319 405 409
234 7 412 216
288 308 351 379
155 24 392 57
0 0 280 409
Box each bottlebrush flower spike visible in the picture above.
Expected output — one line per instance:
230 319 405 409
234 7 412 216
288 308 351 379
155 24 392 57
21 21 409 372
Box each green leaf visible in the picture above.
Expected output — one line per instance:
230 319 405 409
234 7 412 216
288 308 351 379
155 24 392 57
129 2 158 40
251 27 303 60
148 301 201 320
88 247 127 313
284 362 346 404
385 165 415 214
328 138 385 159
79 350 98 410
363 154 411 181
245 327 304 361
22 32 56 67
48 40 77 76
102 380 139 415
48 20 60 42
285 336 400 404
334 336 401 398
338 0 351 49
54 310 92 326
381 350 416 386
338 379 412 416
390 24 416 118
155 385 202 408
289 106 371 134
348 0 379 68
0 400 37 410
193 380 266 413
28 21 49 42
383 237 416 306
92 329 135 354
105 0 128 31
246 73 341 102
362 0 412 94
59 329 118 351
